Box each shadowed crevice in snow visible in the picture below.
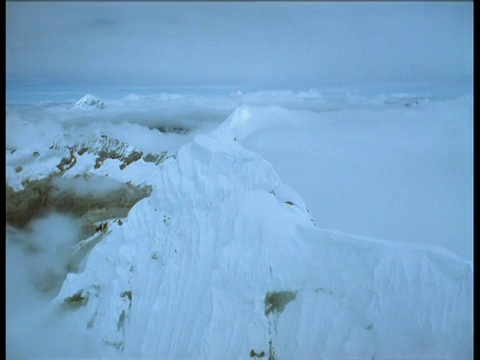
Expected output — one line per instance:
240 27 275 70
263 291 296 360
264 291 296 316
151 125 190 135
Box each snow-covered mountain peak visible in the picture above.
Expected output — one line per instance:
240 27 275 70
48 114 472 359
72 94 106 110
218 105 253 140
6 98 473 359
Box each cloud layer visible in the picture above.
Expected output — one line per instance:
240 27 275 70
6 2 473 89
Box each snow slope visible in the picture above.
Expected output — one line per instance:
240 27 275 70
6 93 473 359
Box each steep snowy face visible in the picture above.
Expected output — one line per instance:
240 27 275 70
72 94 106 110
41 108 473 359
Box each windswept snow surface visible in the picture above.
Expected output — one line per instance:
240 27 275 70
6 92 473 359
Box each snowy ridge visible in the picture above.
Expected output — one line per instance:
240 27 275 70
50 107 472 359
6 132 171 191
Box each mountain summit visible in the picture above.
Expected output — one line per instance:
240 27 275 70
6 96 473 359
52 109 473 359
72 94 106 110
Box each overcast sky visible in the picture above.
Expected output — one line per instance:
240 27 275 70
6 2 473 90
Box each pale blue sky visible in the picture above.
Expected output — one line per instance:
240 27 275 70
6 2 473 90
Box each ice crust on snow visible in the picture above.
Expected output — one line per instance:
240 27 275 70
44 107 473 359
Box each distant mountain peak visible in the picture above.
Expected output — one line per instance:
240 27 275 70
72 94 106 110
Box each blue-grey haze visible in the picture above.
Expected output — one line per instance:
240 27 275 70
6 2 473 97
